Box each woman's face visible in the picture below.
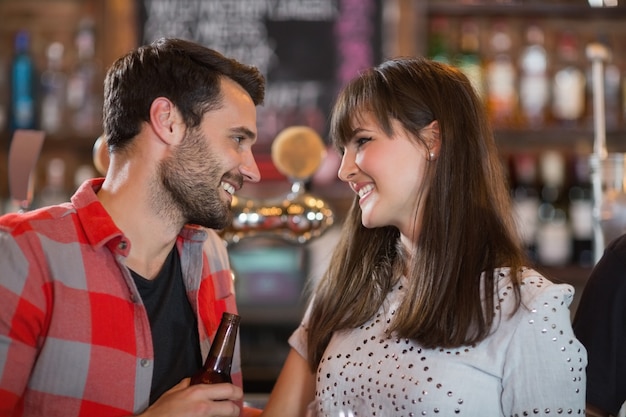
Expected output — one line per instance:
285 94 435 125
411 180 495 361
338 112 433 240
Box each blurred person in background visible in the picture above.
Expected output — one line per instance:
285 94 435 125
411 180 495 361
574 234 626 417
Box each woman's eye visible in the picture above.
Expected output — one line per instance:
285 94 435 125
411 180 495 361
356 137 372 147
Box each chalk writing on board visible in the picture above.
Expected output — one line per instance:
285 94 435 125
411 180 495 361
140 0 381 147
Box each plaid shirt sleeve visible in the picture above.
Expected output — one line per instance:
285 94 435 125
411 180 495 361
0 205 152 417
0 179 242 417
0 222 41 415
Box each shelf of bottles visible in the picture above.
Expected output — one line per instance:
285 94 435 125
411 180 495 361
0 0 106 214
425 1 626 145
422 0 626 269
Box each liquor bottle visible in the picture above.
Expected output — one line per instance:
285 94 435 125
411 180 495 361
0 54 7 133
67 18 101 136
40 42 67 136
604 58 621 131
455 19 484 100
568 153 593 267
73 164 96 191
518 24 549 129
190 312 240 385
536 151 572 266
34 158 70 209
428 17 451 64
10 30 37 132
620 36 626 129
510 153 540 264
485 21 518 129
597 36 621 131
551 31 586 128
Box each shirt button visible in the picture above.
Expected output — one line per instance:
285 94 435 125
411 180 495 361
118 241 128 250
140 359 151 367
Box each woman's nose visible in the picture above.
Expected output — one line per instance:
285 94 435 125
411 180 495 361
337 151 357 182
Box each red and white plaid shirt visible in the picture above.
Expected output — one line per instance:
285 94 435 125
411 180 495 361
0 178 240 416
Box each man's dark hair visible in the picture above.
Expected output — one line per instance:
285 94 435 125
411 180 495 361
103 38 265 152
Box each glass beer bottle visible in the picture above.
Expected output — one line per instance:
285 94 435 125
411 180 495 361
190 312 240 385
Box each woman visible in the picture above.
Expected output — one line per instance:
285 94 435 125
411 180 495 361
261 57 586 416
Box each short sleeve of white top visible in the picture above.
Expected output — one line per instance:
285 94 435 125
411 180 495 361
289 267 587 416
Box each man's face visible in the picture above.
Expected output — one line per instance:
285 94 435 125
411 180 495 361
159 78 260 229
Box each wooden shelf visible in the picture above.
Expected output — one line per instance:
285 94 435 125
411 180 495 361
494 128 626 153
426 2 626 19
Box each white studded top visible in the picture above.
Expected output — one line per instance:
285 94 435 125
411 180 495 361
289 267 587 416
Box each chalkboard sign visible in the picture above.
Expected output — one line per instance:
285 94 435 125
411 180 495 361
138 0 383 155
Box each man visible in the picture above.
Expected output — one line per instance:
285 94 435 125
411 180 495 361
0 38 265 417
573 234 626 417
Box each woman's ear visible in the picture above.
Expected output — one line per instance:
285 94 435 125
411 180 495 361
425 120 441 161
149 97 185 146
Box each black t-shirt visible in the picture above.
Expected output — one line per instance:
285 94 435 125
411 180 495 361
573 234 626 416
131 247 202 404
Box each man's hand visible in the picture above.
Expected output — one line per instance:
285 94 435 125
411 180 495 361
138 378 242 417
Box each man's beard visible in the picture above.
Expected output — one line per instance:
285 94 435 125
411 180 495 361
157 127 239 230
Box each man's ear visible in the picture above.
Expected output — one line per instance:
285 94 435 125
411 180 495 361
149 97 184 145
425 120 441 160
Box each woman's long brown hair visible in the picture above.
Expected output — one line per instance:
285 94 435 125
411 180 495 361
305 57 526 371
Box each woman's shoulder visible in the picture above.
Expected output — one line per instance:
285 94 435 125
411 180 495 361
495 266 576 311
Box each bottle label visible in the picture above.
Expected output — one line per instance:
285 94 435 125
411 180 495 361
513 199 539 246
553 68 585 121
569 200 593 239
520 76 549 117
537 222 572 266
14 98 34 128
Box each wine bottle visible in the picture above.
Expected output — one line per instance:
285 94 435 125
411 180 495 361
510 152 540 264
190 312 240 385
536 151 573 267
568 153 593 267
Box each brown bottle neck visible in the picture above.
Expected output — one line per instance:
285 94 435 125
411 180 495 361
203 313 240 373
203 354 233 374
190 313 240 385
208 322 238 359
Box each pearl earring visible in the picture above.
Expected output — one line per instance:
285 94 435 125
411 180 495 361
429 152 435 161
